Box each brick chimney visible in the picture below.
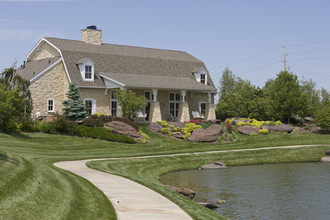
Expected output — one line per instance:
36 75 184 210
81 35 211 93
81 25 102 45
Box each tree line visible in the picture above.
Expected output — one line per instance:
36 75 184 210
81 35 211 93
216 68 330 127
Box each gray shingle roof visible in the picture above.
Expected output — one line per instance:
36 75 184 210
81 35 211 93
21 37 216 91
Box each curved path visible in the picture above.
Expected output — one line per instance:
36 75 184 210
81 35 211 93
54 145 324 220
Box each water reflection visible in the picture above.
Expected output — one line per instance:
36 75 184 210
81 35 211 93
160 163 330 220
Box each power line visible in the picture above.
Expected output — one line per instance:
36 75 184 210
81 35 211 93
239 60 281 75
230 55 283 71
209 46 281 71
286 40 330 47
289 48 330 55
289 55 330 61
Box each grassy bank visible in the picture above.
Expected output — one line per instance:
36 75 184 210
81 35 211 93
0 127 329 219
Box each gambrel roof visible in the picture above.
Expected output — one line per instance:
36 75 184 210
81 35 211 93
17 37 216 91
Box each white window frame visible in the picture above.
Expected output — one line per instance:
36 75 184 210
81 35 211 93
84 98 96 115
47 98 55 112
85 65 92 80
78 58 95 82
169 92 180 119
193 68 208 85
200 74 206 84
110 90 118 117
199 102 206 117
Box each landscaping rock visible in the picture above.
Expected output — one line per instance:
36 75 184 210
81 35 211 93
325 150 330 155
261 124 293 133
168 122 185 129
201 161 227 169
147 122 162 133
197 202 219 209
188 124 222 142
320 157 330 163
104 121 143 140
172 132 184 139
238 125 260 135
165 185 195 199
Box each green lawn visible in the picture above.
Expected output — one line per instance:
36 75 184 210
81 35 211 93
0 127 329 220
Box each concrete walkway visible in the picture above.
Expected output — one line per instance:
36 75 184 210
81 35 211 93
54 159 192 220
54 144 325 220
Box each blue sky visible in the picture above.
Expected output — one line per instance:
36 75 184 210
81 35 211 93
1 0 330 93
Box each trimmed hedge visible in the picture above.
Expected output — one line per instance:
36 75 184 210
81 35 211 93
73 125 137 143
82 115 139 131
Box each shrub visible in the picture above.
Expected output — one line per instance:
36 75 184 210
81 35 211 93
73 125 137 143
138 130 150 144
201 120 215 129
258 129 269 135
237 122 246 127
247 119 266 128
304 126 311 130
314 107 330 131
53 115 76 134
275 120 282 125
187 119 202 125
225 123 233 133
161 127 172 136
267 121 276 126
182 123 202 134
157 120 168 128
82 115 139 131
173 127 181 132
169 124 175 129
35 122 57 134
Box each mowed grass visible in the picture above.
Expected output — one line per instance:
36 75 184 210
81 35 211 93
88 145 329 220
0 126 329 220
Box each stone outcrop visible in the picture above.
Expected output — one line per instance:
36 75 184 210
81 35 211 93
165 185 195 199
238 125 260 135
172 132 185 139
188 124 222 142
261 124 293 133
197 202 219 209
320 157 330 163
104 121 142 140
201 161 227 169
147 122 163 133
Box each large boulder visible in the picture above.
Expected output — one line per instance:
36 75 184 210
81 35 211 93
147 122 163 133
201 161 227 169
188 124 222 142
165 185 195 199
197 202 219 209
238 125 260 135
320 157 330 163
261 124 293 133
104 121 143 140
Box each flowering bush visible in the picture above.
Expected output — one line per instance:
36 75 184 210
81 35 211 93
225 123 233 133
187 119 202 125
258 129 269 135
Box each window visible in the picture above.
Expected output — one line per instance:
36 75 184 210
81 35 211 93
200 102 206 117
85 100 92 116
201 74 206 84
169 93 180 118
47 98 54 112
85 65 92 79
111 90 117 116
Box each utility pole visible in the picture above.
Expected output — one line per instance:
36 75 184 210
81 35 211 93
283 46 286 71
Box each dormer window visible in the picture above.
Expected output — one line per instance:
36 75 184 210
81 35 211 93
85 65 92 79
192 67 208 85
77 57 95 81
200 74 206 84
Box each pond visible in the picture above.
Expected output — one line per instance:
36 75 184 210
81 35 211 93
160 163 330 220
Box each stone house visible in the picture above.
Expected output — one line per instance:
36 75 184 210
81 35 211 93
17 26 217 122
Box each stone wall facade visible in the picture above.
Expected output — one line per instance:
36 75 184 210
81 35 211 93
29 62 69 118
205 103 216 120
149 101 162 122
30 41 60 60
81 29 102 45
79 88 111 115
178 102 190 122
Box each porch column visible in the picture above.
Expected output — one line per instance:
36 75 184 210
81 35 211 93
149 89 162 122
178 90 190 122
205 92 216 120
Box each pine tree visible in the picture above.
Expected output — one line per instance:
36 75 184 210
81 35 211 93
62 83 88 121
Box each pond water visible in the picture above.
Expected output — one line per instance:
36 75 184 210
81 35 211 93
160 163 330 220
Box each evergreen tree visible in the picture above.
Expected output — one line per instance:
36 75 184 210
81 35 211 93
62 83 88 121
